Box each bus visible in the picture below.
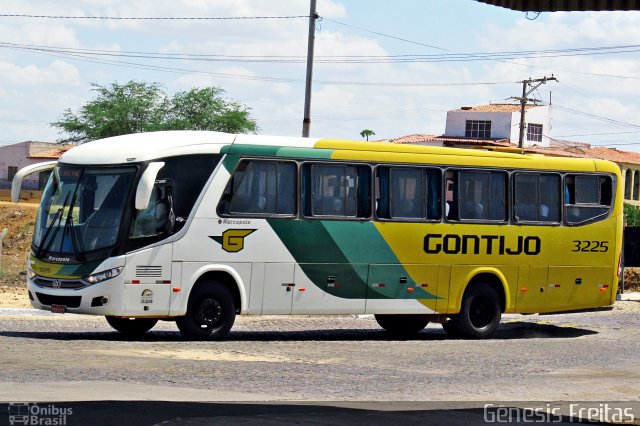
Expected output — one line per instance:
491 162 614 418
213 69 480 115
11 131 623 339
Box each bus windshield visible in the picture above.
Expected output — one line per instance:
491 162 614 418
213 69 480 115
34 165 137 261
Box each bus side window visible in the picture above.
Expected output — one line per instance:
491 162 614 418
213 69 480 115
513 173 560 223
564 174 613 225
219 159 297 217
303 163 370 219
375 166 441 221
456 170 506 222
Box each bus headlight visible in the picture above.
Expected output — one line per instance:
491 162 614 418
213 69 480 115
27 266 37 280
84 267 123 285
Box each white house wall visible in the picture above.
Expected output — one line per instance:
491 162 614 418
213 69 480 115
445 106 551 147
0 142 56 187
516 106 551 147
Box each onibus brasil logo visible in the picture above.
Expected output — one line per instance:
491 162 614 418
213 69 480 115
8 402 73 425
210 229 256 253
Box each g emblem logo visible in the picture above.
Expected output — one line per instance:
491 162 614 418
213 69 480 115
210 229 256 253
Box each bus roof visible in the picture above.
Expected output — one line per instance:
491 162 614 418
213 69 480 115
57 130 619 175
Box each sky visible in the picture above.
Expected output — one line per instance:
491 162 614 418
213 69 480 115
0 0 639 150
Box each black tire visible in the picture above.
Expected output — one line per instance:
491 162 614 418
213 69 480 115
448 283 501 339
374 314 429 335
176 282 236 340
105 316 158 336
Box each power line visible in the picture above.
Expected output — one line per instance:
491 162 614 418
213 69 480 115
323 18 640 80
0 14 308 20
4 41 640 64
553 104 640 130
555 130 640 138
0 41 517 88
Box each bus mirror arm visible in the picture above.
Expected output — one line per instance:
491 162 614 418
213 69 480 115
11 161 57 203
135 162 165 210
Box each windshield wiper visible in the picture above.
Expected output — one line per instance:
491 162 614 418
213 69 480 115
36 192 70 259
65 207 86 262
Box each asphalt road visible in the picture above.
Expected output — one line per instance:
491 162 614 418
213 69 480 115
1 302 639 425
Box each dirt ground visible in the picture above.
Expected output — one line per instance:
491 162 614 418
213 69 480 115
0 202 638 309
0 201 36 308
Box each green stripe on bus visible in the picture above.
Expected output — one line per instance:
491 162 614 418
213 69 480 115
267 219 437 300
275 147 334 159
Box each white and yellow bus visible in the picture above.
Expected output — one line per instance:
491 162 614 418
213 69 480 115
12 131 623 339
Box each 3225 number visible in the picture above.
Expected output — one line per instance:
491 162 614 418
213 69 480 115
572 240 609 252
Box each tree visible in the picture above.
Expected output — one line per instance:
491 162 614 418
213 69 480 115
624 203 640 227
360 129 375 141
52 81 258 143
165 87 257 134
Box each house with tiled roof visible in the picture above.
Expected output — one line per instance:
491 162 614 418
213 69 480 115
445 103 551 147
0 141 72 191
389 103 550 148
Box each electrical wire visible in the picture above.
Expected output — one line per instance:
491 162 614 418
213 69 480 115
0 42 517 88
3 41 640 64
0 14 309 20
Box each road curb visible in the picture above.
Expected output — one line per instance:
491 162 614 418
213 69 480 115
617 292 640 301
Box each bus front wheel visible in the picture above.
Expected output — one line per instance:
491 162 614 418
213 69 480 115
374 314 429 335
176 282 236 340
105 316 158 336
445 283 501 339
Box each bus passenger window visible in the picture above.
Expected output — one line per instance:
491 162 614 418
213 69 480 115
375 166 441 221
456 170 506 222
218 160 297 217
303 163 370 219
513 173 560 223
564 174 613 225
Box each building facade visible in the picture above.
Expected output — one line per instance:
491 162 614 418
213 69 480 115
0 141 71 190
444 103 551 147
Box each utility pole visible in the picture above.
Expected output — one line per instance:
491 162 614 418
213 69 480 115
512 75 557 148
302 0 317 138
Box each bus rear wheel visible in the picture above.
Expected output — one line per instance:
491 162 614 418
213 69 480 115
445 283 501 339
176 282 236 340
105 316 158 336
374 314 429 335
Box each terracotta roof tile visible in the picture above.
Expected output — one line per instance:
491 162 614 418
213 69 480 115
454 103 541 113
389 134 511 146
28 145 73 159
390 133 640 166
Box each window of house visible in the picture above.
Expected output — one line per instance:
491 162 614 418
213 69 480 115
302 163 370 219
527 123 543 143
375 166 441 221
448 169 506 222
513 173 560 223
465 120 492 138
218 159 296 217
564 174 613 225
7 166 17 181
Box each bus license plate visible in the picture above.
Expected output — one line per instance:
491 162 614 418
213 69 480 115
50 305 66 314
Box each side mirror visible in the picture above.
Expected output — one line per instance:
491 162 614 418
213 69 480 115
11 161 57 203
135 162 165 210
